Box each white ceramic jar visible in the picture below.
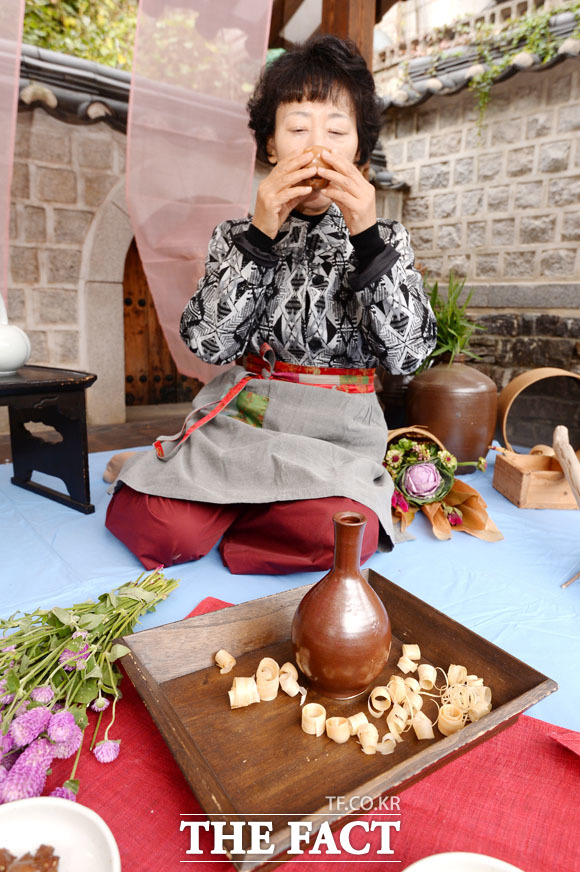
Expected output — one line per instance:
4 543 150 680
0 293 31 375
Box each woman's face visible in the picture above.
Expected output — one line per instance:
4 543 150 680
267 92 359 214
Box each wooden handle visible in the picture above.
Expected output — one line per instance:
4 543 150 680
552 425 580 511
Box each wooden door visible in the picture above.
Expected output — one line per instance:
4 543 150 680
123 239 201 406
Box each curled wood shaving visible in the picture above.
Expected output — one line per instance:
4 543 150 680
438 703 464 736
302 703 326 736
326 716 350 744
357 722 379 755
368 686 391 718
447 664 468 685
386 675 407 704
256 657 280 701
228 676 260 709
347 712 368 735
397 655 418 674
402 643 421 661
417 663 437 691
215 649 236 674
411 710 435 740
376 733 397 755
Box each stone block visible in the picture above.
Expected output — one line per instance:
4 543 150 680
437 223 462 249
397 167 417 188
11 163 29 199
445 254 471 277
410 226 434 249
10 246 39 284
386 142 404 168
77 136 114 169
30 130 71 164
515 181 544 209
465 125 488 149
31 288 78 325
476 253 499 276
539 141 570 173
9 204 18 239
526 112 554 140
503 251 535 277
113 134 126 173
562 211 580 241
510 85 542 114
432 193 457 219
478 152 503 181
27 330 49 363
487 185 510 212
491 119 523 145
547 74 572 105
511 337 574 369
84 281 126 425
481 282 580 309
7 288 25 323
506 146 535 177
420 256 443 277
478 313 518 336
520 314 536 336
46 249 82 284
37 168 77 203
13 113 32 159
548 176 580 206
486 94 510 118
430 132 462 158
406 137 427 162
402 196 430 222
462 188 484 216
535 314 572 338
540 248 577 277
491 218 515 246
23 206 46 243
419 162 450 190
417 110 438 133
520 215 556 244
50 331 79 366
396 114 416 138
53 209 94 244
439 105 462 129
82 173 117 207
454 157 473 186
467 221 486 248
558 104 580 133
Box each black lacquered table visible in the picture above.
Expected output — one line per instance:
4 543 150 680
0 366 97 513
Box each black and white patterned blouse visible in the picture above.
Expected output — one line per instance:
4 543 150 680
180 204 436 374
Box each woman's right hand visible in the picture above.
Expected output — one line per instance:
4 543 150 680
252 152 317 239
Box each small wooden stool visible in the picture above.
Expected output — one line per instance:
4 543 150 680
0 366 97 514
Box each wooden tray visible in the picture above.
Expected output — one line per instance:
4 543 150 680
121 569 557 870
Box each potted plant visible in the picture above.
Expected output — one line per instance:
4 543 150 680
406 271 497 469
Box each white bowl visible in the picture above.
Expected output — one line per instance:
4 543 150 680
0 797 121 872
404 853 525 872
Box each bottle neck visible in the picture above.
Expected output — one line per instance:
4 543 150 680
333 517 365 576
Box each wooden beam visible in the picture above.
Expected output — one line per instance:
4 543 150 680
269 0 308 47
321 0 375 67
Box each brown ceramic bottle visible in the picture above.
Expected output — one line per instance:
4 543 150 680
291 512 392 699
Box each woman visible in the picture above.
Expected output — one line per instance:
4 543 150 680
106 35 436 573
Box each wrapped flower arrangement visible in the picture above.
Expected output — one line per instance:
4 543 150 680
0 570 178 804
384 428 502 542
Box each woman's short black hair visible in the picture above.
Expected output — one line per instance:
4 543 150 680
247 34 381 166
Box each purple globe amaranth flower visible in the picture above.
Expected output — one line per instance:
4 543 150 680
0 692 14 707
50 785 77 801
71 630 88 639
402 462 442 500
48 710 77 743
0 737 53 803
0 731 14 757
90 696 110 713
59 643 90 672
50 724 83 759
93 739 121 763
1 646 16 653
30 686 54 704
9 706 51 748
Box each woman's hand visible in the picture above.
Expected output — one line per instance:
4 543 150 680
316 149 376 236
252 153 317 239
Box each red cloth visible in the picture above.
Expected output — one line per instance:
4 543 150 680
106 488 379 574
46 598 580 872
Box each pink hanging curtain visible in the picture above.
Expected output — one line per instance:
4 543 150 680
0 0 25 304
127 0 273 383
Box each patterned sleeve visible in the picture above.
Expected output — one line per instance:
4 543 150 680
180 220 278 364
355 221 437 375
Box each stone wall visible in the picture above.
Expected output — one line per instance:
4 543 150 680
378 57 580 394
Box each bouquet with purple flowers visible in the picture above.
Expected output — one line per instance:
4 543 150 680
0 570 178 804
384 428 501 541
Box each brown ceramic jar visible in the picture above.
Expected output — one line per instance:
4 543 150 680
406 355 497 470
291 512 392 699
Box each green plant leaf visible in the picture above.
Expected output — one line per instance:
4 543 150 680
105 644 131 662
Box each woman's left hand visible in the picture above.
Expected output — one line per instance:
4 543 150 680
316 149 376 236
